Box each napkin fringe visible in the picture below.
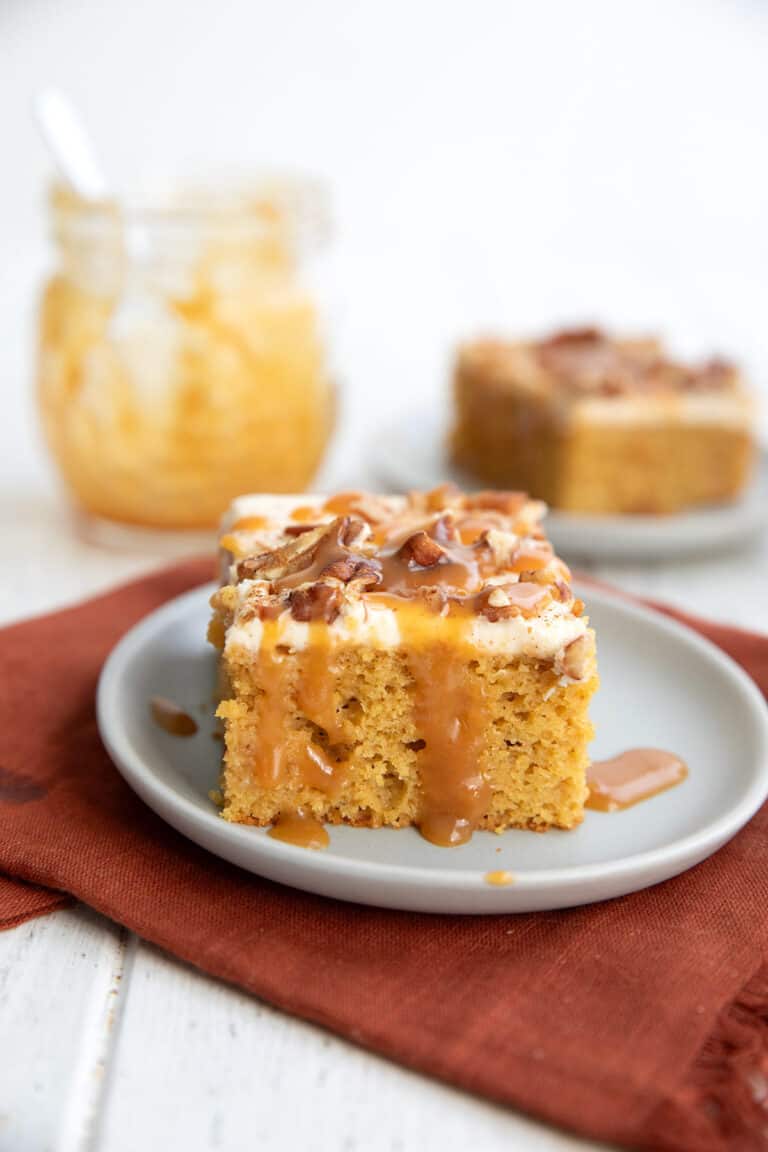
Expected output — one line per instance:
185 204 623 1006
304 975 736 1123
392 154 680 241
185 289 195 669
646 963 768 1152
692 963 768 1150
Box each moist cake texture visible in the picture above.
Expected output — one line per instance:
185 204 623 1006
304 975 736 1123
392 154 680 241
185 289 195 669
452 327 755 514
209 487 598 846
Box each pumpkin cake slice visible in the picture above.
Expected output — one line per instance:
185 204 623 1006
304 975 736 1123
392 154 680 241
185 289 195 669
452 327 755 515
209 487 598 846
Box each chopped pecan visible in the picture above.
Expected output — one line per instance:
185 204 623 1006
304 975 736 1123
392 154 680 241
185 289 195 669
236 522 330 583
487 587 511 609
431 513 459 543
284 523 321 537
553 580 571 602
289 584 344 623
397 531 446 568
476 585 518 622
338 515 369 547
475 582 549 620
320 556 382 588
541 327 603 348
559 634 592 681
477 527 519 566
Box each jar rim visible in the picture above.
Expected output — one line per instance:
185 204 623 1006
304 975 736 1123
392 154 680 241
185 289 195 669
48 174 332 251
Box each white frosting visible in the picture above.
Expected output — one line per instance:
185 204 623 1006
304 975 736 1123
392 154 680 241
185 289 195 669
225 585 587 661
222 492 332 530
570 391 754 428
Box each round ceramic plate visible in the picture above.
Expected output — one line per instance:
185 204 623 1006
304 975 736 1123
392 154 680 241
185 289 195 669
96 582 768 914
368 409 768 561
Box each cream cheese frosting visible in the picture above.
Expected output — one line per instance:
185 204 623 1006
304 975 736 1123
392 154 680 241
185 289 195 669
218 490 589 665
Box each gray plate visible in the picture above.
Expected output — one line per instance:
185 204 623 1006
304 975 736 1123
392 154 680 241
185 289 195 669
97 583 768 914
369 409 768 561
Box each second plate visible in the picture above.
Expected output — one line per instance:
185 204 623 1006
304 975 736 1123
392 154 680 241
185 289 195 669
369 408 768 561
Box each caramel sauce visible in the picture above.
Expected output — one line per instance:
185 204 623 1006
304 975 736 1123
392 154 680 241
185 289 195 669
150 696 198 736
256 622 346 796
407 641 490 847
378 542 483 595
323 491 365 516
508 542 553 573
291 504 321 522
295 743 346 796
219 533 245 557
268 808 330 849
231 515 270 532
277 530 358 591
484 870 515 886
297 628 345 742
586 749 688 812
252 625 292 785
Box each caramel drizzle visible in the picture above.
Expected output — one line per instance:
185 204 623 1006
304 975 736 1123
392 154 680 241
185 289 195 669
266 511 554 610
586 748 688 812
268 808 329 850
484 870 514 887
297 629 344 741
407 638 490 847
377 519 486 595
252 641 291 786
251 622 347 801
150 696 198 736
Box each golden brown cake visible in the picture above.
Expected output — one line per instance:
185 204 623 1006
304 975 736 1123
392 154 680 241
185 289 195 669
451 327 756 514
209 487 598 846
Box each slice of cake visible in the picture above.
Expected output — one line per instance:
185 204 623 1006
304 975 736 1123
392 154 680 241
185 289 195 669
209 487 598 846
451 327 756 515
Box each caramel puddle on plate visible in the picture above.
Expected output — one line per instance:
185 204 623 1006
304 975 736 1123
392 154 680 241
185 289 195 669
150 696 198 736
586 748 688 812
484 870 515 887
268 808 330 850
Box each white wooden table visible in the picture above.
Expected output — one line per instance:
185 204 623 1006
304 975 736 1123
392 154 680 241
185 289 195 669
2 474 767 1152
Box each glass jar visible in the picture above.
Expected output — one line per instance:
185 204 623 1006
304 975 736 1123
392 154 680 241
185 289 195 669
37 180 336 530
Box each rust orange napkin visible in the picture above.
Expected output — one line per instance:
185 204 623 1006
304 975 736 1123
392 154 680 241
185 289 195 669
1 559 767 1152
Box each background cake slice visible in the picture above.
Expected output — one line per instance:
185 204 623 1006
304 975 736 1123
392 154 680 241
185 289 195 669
209 487 598 846
451 327 756 515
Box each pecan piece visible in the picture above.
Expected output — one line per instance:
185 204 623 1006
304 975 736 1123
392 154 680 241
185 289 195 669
321 557 382 588
236 522 330 583
476 586 517 622
477 527 519 566
558 635 592 681
431 513 459 543
542 327 603 348
338 515 369 547
289 584 344 623
397 531 446 568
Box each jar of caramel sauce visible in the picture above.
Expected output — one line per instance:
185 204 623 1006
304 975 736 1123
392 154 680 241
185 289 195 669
37 180 335 530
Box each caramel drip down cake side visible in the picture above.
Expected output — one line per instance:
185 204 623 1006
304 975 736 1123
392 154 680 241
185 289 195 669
209 486 599 846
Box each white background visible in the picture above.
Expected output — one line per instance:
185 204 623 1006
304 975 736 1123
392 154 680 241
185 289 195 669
2 0 768 491
1 3 767 1150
